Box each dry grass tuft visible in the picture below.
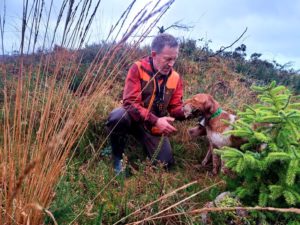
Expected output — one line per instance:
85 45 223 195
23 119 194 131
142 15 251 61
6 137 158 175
0 0 175 223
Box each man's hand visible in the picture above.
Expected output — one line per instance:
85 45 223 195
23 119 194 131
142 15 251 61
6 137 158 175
155 117 177 135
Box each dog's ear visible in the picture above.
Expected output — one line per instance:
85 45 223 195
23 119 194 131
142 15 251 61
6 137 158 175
204 95 219 116
194 95 206 104
184 94 218 114
190 95 206 109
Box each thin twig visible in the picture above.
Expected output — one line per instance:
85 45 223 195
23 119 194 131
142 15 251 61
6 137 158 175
210 27 248 57
114 180 199 225
132 206 300 223
128 181 224 225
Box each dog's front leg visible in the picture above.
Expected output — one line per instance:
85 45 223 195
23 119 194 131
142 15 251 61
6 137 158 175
212 150 220 175
201 140 213 167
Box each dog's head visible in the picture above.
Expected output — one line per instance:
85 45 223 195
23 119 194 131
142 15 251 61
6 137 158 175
184 94 220 138
183 93 220 119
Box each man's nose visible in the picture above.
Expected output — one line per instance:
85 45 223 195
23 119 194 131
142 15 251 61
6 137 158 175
167 60 175 67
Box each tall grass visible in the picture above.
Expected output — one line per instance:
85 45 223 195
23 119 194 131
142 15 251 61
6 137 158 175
0 0 174 223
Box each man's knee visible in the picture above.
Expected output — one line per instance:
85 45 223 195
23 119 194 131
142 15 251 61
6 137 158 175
157 147 174 166
150 137 174 166
106 107 131 132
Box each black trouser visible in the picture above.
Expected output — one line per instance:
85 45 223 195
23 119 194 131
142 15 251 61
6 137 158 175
106 107 174 166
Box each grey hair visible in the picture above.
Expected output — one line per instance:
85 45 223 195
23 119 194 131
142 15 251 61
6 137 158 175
151 33 179 54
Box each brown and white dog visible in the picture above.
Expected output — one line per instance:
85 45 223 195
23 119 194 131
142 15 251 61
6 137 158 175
184 94 246 175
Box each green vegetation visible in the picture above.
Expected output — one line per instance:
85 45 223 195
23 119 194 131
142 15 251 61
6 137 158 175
216 81 300 224
1 37 300 223
1 1 299 222
45 48 299 224
2 40 299 224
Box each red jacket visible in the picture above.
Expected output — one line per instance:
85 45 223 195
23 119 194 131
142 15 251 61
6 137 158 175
123 57 185 127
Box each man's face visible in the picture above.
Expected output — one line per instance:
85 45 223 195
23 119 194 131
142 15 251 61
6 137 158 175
152 45 179 75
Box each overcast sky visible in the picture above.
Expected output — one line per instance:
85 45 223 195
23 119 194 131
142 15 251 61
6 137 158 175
2 0 300 70
165 0 300 70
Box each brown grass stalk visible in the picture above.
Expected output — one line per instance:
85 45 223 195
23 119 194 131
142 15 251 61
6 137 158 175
0 0 174 224
0 0 6 56
113 180 199 225
127 181 224 225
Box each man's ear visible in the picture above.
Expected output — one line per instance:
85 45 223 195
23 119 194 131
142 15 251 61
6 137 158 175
151 51 157 57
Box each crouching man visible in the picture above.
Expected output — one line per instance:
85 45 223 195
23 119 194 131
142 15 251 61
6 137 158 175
106 33 187 174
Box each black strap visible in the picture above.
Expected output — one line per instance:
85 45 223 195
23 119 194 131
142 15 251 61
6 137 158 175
154 75 167 103
149 57 169 116
149 57 168 102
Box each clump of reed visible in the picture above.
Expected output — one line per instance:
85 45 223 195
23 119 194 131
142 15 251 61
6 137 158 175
0 0 175 223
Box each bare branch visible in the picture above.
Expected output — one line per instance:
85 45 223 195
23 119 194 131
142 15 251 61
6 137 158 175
128 181 224 225
133 206 300 223
210 27 248 57
157 20 194 33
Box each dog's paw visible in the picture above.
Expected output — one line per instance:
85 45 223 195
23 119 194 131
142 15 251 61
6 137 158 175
212 168 219 176
201 159 208 167
207 171 216 177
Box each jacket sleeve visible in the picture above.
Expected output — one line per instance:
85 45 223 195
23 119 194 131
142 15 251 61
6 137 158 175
167 76 186 120
123 64 158 126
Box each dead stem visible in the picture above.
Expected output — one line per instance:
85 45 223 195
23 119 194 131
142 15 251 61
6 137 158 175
0 0 174 223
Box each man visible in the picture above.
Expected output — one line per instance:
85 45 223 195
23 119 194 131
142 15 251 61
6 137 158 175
106 33 186 174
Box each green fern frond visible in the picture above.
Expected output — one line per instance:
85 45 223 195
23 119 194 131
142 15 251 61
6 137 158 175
275 94 290 102
251 84 270 92
283 190 297 205
224 130 253 137
255 116 282 123
251 81 276 93
218 147 244 160
286 110 299 117
268 142 279 152
235 120 253 129
289 189 300 204
269 80 277 88
287 114 300 121
213 149 224 156
286 159 299 186
225 159 239 169
266 152 291 165
258 192 268 206
287 120 300 140
235 158 245 173
270 85 286 95
259 96 274 104
244 153 258 169
240 143 253 151
268 185 283 200
235 187 249 198
254 132 270 143
258 159 268 171
256 106 276 112
287 220 300 225
288 103 300 110
244 105 256 113
290 145 300 158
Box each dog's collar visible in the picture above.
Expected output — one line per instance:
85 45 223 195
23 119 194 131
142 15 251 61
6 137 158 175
210 107 222 119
